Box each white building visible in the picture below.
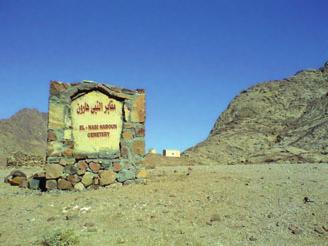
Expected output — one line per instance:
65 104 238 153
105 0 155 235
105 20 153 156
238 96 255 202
163 149 181 158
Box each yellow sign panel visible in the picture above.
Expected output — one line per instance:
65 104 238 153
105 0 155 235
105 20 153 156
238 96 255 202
71 91 123 154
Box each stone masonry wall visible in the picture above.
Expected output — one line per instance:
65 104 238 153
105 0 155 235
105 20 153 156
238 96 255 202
40 80 146 191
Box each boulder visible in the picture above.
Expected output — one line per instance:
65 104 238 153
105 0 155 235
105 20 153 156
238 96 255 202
4 170 27 183
8 176 27 186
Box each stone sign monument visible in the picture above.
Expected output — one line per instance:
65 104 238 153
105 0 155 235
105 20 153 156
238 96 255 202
44 80 146 190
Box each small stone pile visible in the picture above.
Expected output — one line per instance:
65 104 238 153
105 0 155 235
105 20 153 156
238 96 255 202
7 151 45 167
5 160 148 191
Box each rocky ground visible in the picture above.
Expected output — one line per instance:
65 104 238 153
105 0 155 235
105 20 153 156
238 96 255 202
0 163 327 245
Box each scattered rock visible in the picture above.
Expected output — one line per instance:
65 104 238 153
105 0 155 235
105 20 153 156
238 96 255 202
314 226 325 235
210 214 221 222
304 196 314 203
84 222 95 228
267 212 274 218
288 224 302 235
249 236 257 241
6 151 44 167
47 216 56 222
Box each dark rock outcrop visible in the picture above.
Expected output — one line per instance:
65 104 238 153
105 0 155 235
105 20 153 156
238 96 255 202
184 62 328 164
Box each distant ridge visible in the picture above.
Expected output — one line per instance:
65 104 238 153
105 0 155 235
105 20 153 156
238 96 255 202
0 108 47 166
184 61 328 164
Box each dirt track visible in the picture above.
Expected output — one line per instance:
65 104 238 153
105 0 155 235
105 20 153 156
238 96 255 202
0 164 327 245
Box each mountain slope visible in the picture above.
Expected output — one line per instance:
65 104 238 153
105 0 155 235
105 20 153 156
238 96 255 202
0 109 47 165
184 62 328 164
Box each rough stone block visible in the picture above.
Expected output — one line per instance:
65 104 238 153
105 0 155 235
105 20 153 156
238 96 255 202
122 130 134 140
89 162 101 173
47 130 57 141
50 81 68 95
46 180 57 190
67 174 81 185
117 169 135 183
64 165 78 175
113 162 122 172
28 178 40 190
99 170 116 186
136 127 145 137
132 140 145 156
130 95 145 123
77 161 88 175
120 146 129 158
74 182 85 191
58 179 73 190
63 148 73 157
48 102 65 129
81 172 94 187
46 164 64 179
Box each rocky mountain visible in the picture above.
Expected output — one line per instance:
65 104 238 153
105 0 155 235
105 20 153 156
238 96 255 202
0 109 47 166
184 62 328 164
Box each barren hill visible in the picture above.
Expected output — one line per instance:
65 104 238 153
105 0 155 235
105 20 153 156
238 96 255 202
184 62 328 164
0 109 47 165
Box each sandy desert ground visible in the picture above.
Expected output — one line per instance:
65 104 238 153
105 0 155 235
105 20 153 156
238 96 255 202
0 163 327 246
